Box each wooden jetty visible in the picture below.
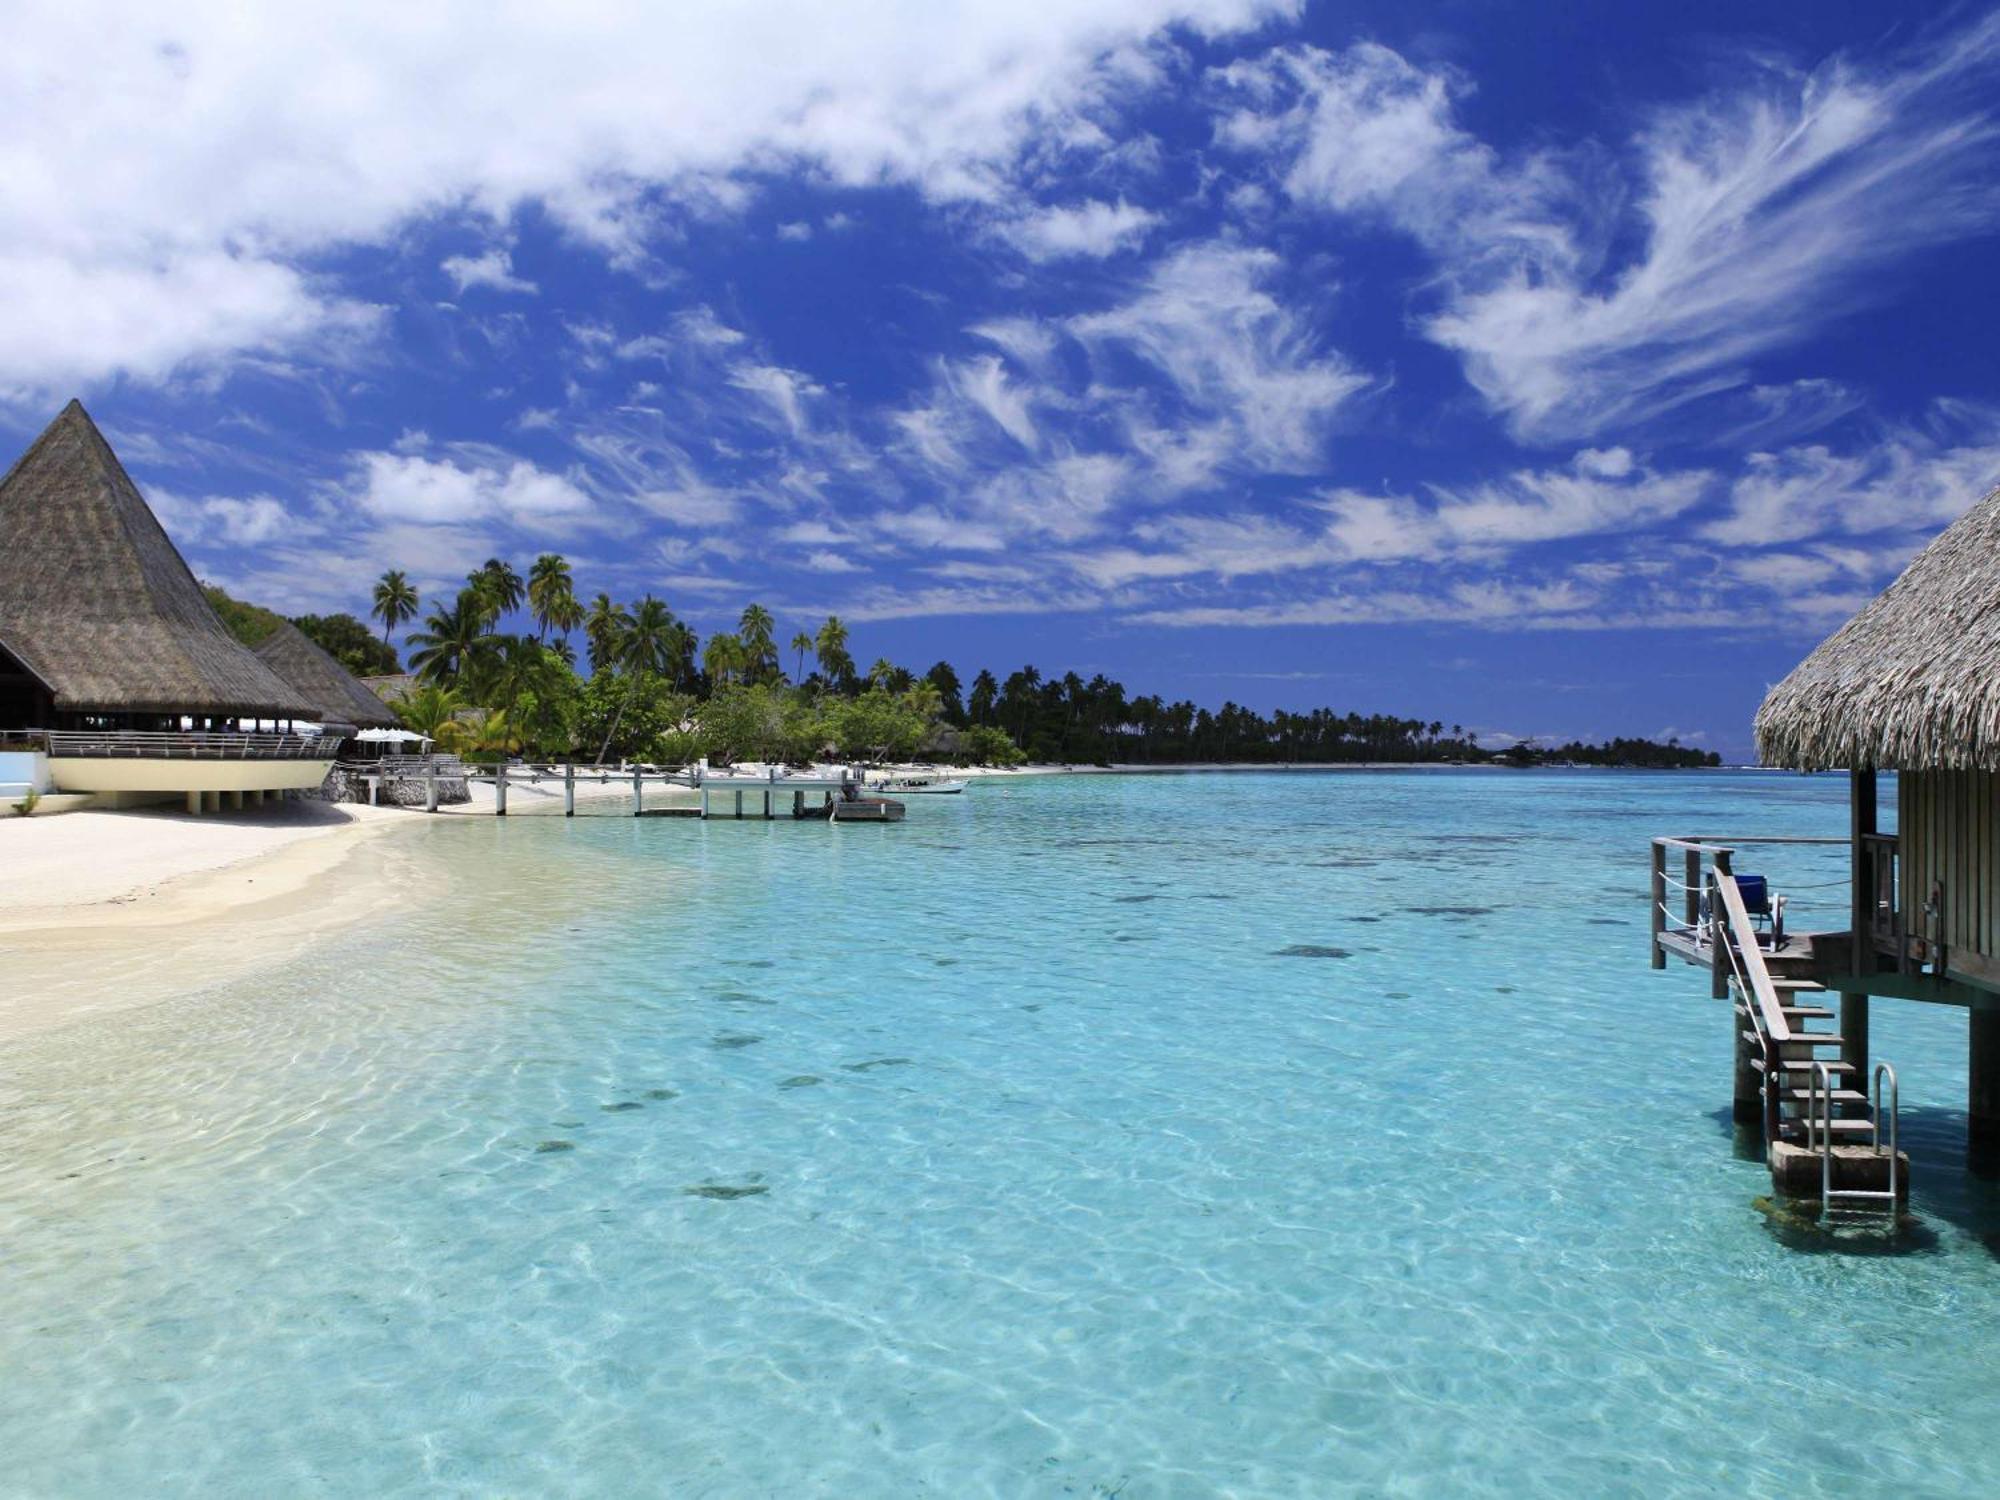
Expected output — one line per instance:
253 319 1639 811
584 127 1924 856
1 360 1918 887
1652 479 2000 1219
380 759 904 822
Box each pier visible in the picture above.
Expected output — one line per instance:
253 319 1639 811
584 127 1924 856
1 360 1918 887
373 759 904 821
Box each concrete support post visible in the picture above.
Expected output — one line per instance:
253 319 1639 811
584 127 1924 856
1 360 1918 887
734 789 744 820
633 768 642 817
763 788 772 820
700 787 709 820
205 790 221 815
793 790 805 818
1972 1004 2000 1170
426 766 439 813
186 789 202 816
495 766 507 816
565 763 575 817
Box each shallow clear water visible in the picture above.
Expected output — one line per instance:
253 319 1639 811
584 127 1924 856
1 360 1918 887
2 770 1997 1497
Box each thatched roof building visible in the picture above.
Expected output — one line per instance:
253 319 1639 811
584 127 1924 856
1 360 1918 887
1756 485 2000 771
254 621 400 729
0 400 317 723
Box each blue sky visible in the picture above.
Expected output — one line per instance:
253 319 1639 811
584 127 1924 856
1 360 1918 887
5 1 2000 758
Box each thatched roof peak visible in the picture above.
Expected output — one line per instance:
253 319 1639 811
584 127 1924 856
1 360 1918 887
0 400 318 719
254 620 400 728
1756 484 2000 770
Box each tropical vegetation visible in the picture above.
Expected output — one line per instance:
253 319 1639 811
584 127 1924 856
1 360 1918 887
209 560 1717 770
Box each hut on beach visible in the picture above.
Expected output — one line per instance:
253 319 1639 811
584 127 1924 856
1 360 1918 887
255 621 400 732
0 400 337 812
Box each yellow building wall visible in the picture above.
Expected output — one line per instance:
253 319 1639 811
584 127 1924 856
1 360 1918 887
47 757 334 795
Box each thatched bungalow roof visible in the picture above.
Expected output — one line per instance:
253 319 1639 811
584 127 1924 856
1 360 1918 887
1757 484 2000 771
0 400 317 718
255 621 400 728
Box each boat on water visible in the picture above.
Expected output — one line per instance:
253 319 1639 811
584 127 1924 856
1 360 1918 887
866 771 970 795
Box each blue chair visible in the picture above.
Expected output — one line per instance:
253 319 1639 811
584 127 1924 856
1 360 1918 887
1700 873 1785 947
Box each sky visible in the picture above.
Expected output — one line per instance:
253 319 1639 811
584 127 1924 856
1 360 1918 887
4 1 2000 760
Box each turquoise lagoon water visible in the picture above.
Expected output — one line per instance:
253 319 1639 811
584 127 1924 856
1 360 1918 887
2 770 1998 1498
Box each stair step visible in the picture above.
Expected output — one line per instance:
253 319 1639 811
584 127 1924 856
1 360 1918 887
1743 1032 1845 1048
1781 1088 1869 1105
1771 978 1827 991
1754 1058 1856 1076
1780 1006 1835 1021
1780 1118 1878 1139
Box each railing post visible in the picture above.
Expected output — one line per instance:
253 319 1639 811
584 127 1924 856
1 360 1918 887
1683 847 1701 930
1650 841 1667 969
1709 874 1730 1000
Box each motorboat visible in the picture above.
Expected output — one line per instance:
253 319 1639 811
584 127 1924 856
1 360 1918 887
866 771 969 795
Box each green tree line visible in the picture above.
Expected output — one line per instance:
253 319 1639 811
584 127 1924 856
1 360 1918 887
209 557 1720 770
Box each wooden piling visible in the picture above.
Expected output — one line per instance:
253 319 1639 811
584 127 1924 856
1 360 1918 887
1732 1001 1762 1124
1972 1005 2000 1169
1649 841 1666 969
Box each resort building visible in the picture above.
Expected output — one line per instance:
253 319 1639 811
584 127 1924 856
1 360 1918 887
254 621 401 733
0 401 338 813
1653 483 2000 1209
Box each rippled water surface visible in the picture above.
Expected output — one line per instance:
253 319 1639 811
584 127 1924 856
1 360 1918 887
3 770 1998 1497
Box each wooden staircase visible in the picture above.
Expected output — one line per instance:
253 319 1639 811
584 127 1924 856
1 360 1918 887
1717 883 1906 1216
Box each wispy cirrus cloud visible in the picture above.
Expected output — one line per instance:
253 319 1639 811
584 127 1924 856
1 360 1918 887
1215 16 2000 442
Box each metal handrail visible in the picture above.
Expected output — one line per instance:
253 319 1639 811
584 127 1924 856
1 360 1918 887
37 730 340 760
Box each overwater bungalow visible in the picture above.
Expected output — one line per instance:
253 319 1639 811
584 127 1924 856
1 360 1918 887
0 401 338 813
1652 483 2000 1212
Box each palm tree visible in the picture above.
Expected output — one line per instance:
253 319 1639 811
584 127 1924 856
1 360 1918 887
868 656 897 689
790 630 814 685
406 588 496 687
585 593 632 676
469 558 525 626
703 631 747 688
371 570 419 647
596 595 677 763
738 603 777 684
393 682 463 741
815 615 853 690
527 554 576 643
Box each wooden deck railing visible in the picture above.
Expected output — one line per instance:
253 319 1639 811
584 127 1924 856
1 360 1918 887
37 730 341 760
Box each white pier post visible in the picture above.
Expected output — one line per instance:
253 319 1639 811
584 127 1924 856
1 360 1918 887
426 763 439 813
495 764 507 816
565 762 575 817
633 767 643 816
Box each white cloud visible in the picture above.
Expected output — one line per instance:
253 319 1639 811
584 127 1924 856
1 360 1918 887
775 221 813 242
350 450 591 524
1702 406 2000 546
440 248 536 295
0 0 1285 393
1215 20 2000 440
151 487 299 546
1004 198 1160 260
1070 242 1368 473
